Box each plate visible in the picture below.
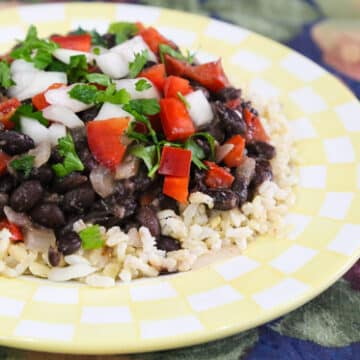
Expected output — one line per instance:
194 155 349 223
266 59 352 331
0 2 359 355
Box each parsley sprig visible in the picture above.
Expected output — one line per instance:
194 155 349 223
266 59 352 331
159 44 195 64
0 61 14 89
11 104 48 129
10 155 35 178
108 22 139 45
129 50 148 78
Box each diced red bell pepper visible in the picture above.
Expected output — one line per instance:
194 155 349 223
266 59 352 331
32 83 65 110
204 161 234 189
51 33 92 52
223 135 246 168
135 22 146 33
140 27 176 54
163 76 192 98
0 151 10 176
165 55 229 92
160 98 195 141
138 64 166 91
0 98 21 129
163 175 189 204
159 146 192 177
243 108 269 142
87 118 130 171
0 220 23 241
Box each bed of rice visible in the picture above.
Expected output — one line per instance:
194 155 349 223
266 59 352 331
0 93 297 287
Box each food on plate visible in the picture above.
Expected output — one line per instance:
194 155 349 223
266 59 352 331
0 23 296 286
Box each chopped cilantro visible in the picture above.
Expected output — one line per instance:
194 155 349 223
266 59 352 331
129 144 158 178
79 225 104 250
177 92 190 109
86 73 111 87
159 44 194 64
0 61 14 89
135 79 152 91
108 22 139 45
67 54 88 83
68 84 98 104
10 155 35 178
126 99 160 116
128 50 148 78
11 104 48 129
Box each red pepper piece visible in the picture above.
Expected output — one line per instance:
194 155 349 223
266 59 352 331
0 151 10 176
158 146 192 177
243 107 269 142
0 220 23 241
163 175 189 203
32 83 65 110
204 161 234 189
0 98 21 129
140 27 176 54
51 33 92 52
138 64 166 91
87 118 130 171
160 98 195 141
223 135 246 168
165 55 229 92
163 76 192 98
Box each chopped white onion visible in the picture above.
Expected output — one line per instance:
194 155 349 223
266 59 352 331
95 52 129 79
114 78 159 100
185 90 214 128
24 226 56 252
43 105 84 128
20 117 49 145
3 206 32 228
115 155 140 180
45 85 92 113
10 59 36 74
90 165 116 198
111 35 157 63
28 141 51 168
215 143 234 162
48 123 66 146
95 102 134 121
53 48 93 64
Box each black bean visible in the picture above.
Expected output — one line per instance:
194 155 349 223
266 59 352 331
31 203 65 228
246 141 276 160
0 174 17 193
10 180 43 212
133 166 154 192
110 196 137 220
189 168 207 193
101 33 116 48
56 230 81 255
77 105 101 123
0 131 35 155
0 192 8 215
214 86 241 102
136 206 160 238
29 165 54 185
62 186 95 213
156 235 181 252
48 246 61 267
0 121 5 133
203 118 225 143
70 127 87 151
157 194 179 214
144 60 157 69
214 101 246 137
78 147 97 172
52 172 88 193
205 189 239 211
195 137 211 159
232 157 256 206
50 148 63 163
83 211 120 228
43 192 63 204
247 159 273 201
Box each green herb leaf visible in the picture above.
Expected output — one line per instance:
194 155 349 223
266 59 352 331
52 135 84 178
79 225 104 250
130 144 157 175
128 50 148 78
46 59 68 72
10 25 59 70
71 27 107 47
177 92 190 109
135 79 152 91
126 122 151 143
68 84 98 104
0 61 14 89
92 47 100 55
159 44 194 64
100 88 131 105
127 99 160 116
10 155 35 178
108 22 139 44
11 104 49 128
184 137 208 170
192 132 216 161
67 54 88 83
85 73 111 87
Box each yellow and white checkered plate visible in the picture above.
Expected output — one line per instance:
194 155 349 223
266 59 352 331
0 2 359 355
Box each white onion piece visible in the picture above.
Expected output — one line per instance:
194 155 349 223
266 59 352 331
43 105 84 128
20 117 49 145
48 123 66 146
28 141 51 168
185 90 214 128
24 226 56 252
115 155 140 180
48 264 96 282
95 102 134 121
3 206 32 228
215 143 234 162
53 48 93 64
45 85 92 112
90 165 116 198
111 35 157 63
96 52 129 79
114 78 159 100
10 59 36 74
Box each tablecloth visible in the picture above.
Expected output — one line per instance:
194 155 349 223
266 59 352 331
0 0 359 359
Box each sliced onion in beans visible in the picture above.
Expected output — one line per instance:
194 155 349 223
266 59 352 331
215 143 234 162
53 48 93 64
24 226 56 252
4 206 32 228
95 52 129 79
43 105 84 128
114 78 160 100
90 165 116 198
115 155 140 180
20 117 49 145
48 123 66 146
95 102 134 121
28 141 51 168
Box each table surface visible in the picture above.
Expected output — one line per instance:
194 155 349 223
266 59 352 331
0 1 359 359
